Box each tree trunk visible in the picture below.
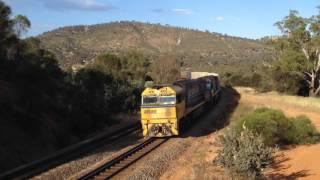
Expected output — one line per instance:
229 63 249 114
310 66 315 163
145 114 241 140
307 72 319 97
309 88 317 97
315 86 320 96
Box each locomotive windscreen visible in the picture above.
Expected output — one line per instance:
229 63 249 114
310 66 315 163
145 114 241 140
159 95 176 105
142 96 157 105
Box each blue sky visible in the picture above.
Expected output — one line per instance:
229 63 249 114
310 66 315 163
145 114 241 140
3 0 320 39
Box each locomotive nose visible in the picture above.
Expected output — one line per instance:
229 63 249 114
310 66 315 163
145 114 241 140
149 124 172 136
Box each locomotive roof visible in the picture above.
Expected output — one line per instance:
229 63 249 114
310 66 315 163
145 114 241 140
150 84 184 94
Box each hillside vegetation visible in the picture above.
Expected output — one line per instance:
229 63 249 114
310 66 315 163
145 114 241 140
0 2 149 172
38 21 274 72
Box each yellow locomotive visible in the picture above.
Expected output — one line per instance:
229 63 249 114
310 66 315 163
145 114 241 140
141 72 220 137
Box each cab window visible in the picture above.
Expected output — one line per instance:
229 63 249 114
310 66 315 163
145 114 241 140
142 96 157 105
159 95 176 105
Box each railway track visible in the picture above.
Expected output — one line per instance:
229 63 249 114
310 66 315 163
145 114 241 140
79 137 168 180
0 123 140 180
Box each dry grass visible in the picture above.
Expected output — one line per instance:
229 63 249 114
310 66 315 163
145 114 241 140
228 103 254 126
236 87 320 113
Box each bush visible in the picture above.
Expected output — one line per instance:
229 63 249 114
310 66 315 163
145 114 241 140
234 108 320 146
220 67 273 92
234 108 290 146
215 129 275 179
285 116 320 144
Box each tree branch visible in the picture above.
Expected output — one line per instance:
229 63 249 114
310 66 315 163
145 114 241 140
302 47 310 60
304 71 312 77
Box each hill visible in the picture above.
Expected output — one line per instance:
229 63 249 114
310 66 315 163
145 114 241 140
38 21 274 72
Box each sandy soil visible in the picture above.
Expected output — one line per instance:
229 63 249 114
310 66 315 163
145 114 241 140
160 132 227 180
160 87 320 180
265 144 320 180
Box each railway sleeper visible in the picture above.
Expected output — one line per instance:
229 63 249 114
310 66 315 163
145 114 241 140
110 166 123 170
113 163 127 167
95 176 111 180
134 151 147 156
124 157 136 161
116 163 129 167
119 159 132 163
100 170 116 175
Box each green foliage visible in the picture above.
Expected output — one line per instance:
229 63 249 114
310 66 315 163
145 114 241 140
93 54 122 75
223 72 262 87
271 49 309 95
88 51 150 114
0 2 149 170
91 51 150 86
12 14 31 37
273 8 320 96
274 49 309 72
220 65 275 93
285 116 320 144
215 129 275 179
144 81 154 88
0 1 18 61
234 108 290 146
234 108 320 146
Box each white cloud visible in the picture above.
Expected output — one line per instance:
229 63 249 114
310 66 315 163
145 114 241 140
41 0 116 11
171 8 192 15
216 16 224 21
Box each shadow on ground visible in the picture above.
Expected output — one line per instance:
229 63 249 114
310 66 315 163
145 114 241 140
266 170 310 180
181 86 241 138
265 153 311 179
80 127 143 162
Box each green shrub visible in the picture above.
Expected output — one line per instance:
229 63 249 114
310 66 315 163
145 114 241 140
234 108 319 146
234 108 290 146
285 116 320 144
215 129 275 179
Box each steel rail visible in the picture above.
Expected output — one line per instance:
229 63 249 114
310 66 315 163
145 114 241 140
79 137 168 180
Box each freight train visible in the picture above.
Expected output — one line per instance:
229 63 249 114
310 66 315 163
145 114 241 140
140 72 221 137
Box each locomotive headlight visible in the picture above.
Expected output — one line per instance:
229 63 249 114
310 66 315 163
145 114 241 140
150 124 159 133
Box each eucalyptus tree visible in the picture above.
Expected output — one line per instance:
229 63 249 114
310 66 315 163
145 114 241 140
12 15 31 38
274 9 320 96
